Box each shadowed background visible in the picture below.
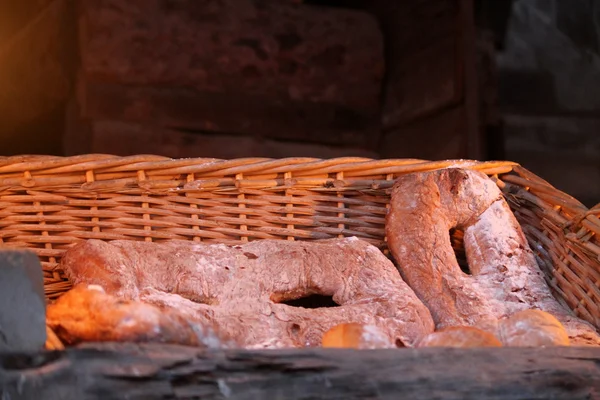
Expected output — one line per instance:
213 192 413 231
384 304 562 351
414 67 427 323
0 0 598 206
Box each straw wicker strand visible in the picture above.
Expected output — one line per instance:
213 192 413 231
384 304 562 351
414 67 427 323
0 155 597 330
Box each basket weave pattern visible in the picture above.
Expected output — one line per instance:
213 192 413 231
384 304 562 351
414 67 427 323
0 155 598 329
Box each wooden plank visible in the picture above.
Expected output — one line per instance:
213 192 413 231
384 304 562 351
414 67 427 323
459 0 484 160
369 0 459 54
64 80 92 156
368 0 464 129
77 0 384 146
381 36 462 129
78 80 380 148
1 343 599 399
85 119 379 159
378 105 467 160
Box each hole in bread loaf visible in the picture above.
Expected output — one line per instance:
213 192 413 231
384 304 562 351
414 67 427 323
273 293 340 309
290 323 301 336
450 228 470 275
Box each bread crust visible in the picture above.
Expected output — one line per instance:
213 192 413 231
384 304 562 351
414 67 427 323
386 168 600 345
58 237 435 348
46 284 226 347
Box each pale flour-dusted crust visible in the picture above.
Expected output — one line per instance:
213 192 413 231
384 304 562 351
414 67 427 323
386 168 600 346
59 237 435 348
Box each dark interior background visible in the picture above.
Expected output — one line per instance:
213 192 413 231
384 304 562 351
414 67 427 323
1 0 598 206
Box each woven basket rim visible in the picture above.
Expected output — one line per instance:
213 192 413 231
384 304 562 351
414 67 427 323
0 154 598 332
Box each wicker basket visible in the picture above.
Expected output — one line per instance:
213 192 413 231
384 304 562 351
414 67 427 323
0 155 598 332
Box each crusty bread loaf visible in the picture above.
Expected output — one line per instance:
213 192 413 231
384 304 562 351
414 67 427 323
386 168 600 346
59 237 435 348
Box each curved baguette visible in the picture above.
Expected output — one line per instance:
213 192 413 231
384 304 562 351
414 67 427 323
59 237 435 348
386 168 600 346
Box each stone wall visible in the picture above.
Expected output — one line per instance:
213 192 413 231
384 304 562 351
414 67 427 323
497 0 600 207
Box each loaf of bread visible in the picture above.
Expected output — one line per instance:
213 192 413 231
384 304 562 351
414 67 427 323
46 284 227 347
386 168 600 346
58 237 435 349
49 168 599 349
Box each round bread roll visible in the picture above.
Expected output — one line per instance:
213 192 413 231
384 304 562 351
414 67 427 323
498 309 570 347
322 323 394 349
418 326 502 348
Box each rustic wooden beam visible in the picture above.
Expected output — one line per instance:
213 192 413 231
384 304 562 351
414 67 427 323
459 0 485 160
75 0 384 148
379 105 467 160
1 343 599 399
85 119 380 160
370 0 462 130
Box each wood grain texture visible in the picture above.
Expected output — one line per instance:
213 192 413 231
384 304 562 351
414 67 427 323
76 0 384 146
459 0 484 160
370 0 462 129
378 105 467 159
82 119 379 160
1 343 599 399
77 81 381 149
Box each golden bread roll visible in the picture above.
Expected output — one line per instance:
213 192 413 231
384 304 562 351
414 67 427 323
322 323 394 349
418 326 502 348
498 309 570 347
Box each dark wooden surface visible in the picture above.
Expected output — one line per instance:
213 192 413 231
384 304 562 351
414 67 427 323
371 0 462 130
73 0 384 153
369 0 483 161
379 105 467 160
1 343 599 399
83 119 380 160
